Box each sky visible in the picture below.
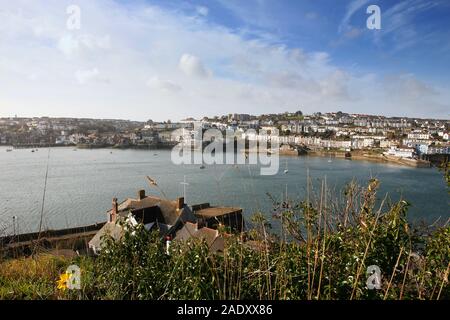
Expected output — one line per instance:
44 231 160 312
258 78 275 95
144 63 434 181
0 0 449 121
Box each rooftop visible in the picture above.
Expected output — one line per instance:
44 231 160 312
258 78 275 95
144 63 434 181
194 206 242 218
109 195 184 226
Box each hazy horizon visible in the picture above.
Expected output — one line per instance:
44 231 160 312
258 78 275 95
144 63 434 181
1 110 449 123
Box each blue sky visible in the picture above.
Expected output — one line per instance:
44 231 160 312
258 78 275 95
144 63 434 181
0 0 449 120
148 0 450 79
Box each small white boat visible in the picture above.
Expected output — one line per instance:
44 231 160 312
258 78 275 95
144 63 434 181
283 160 288 174
6 148 13 152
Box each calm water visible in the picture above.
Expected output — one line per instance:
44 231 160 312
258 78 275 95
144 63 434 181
0 146 448 235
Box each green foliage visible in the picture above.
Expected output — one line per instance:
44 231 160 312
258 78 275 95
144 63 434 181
1 180 448 300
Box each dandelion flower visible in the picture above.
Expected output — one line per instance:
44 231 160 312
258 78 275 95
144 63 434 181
56 272 71 291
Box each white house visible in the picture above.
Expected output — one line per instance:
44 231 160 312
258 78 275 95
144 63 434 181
384 146 415 158
407 132 430 140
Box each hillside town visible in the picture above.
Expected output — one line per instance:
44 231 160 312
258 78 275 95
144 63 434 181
1 111 449 164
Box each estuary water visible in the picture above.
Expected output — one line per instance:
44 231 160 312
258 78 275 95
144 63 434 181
0 146 448 235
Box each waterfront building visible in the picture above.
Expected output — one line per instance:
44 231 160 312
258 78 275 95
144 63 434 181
383 146 415 158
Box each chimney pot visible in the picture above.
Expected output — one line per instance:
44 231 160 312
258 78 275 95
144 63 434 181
176 197 184 210
138 189 146 200
110 197 118 222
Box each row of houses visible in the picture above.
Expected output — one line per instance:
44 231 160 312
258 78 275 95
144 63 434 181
279 122 448 139
242 132 380 150
241 131 449 156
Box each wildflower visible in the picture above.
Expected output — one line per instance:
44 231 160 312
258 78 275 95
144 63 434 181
56 272 71 291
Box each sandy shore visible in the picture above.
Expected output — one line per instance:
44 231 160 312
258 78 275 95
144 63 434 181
307 150 431 168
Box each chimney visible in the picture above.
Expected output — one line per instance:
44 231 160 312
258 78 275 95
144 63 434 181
138 189 146 200
176 197 184 210
110 197 118 223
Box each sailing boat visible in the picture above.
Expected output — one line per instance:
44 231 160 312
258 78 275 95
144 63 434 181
283 160 289 174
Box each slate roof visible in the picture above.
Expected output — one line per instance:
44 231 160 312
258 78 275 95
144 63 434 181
194 207 242 218
88 221 124 254
108 196 183 226
174 222 228 253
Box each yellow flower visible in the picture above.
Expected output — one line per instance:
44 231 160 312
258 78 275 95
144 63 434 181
56 272 71 291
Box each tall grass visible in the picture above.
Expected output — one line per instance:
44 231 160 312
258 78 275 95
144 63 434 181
0 254 67 299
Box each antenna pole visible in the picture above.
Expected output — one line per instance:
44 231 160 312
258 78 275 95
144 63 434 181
180 175 189 202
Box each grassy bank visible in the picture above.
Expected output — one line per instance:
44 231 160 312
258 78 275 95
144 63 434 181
0 179 448 300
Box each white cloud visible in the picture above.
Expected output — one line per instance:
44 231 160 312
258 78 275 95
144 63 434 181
384 73 437 99
345 27 363 39
75 68 109 84
58 34 111 57
339 0 371 33
196 6 209 17
178 54 210 78
28 73 38 81
147 76 181 92
58 35 80 57
319 70 350 100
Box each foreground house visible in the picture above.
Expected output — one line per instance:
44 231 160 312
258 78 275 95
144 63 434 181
88 190 244 254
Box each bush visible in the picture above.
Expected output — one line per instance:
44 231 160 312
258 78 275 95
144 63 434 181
2 180 448 300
